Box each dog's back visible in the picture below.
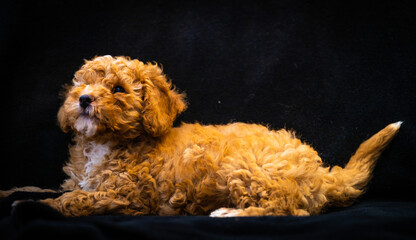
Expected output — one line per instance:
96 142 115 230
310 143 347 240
153 121 401 216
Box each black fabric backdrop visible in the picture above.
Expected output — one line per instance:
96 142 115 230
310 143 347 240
1 1 416 239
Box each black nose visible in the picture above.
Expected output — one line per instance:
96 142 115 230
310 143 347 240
79 95 93 109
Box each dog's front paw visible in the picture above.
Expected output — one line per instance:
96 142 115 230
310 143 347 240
0 190 12 198
209 208 244 217
12 199 33 209
10 199 65 227
11 199 35 216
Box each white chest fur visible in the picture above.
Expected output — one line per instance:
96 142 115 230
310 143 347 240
78 141 111 190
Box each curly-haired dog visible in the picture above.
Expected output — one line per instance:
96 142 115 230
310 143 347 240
2 56 401 217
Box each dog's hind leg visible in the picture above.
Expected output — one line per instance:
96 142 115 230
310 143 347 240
211 173 312 217
210 206 310 217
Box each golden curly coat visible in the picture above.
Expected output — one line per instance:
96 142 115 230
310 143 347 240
2 56 401 217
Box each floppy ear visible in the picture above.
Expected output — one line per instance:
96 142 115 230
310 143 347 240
57 105 71 133
140 63 187 137
57 84 73 133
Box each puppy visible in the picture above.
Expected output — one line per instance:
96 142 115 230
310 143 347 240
3 56 401 217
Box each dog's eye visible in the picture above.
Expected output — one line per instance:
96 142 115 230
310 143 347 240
113 86 125 93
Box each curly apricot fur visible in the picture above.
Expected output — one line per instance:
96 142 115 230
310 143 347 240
1 56 401 217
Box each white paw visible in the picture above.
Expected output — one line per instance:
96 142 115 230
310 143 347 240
11 200 24 208
209 208 243 217
11 199 34 209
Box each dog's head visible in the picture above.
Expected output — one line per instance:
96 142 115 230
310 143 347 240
58 55 187 140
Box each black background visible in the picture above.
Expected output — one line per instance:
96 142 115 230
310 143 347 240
1 0 415 203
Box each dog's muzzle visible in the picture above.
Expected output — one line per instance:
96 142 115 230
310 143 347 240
79 95 93 109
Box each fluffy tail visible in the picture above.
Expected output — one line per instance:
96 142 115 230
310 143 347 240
325 121 402 206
